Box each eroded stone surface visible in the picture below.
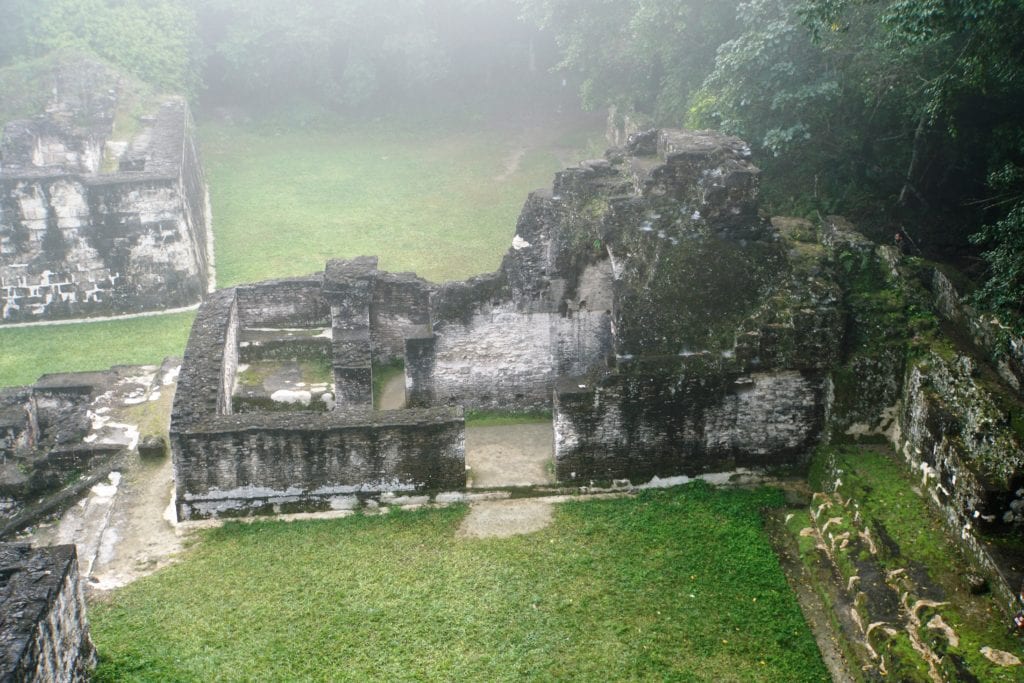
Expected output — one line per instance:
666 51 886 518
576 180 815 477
0 56 211 323
0 543 95 681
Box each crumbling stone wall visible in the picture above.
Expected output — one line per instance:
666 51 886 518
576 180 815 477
0 390 36 462
555 369 825 483
235 277 330 328
0 59 211 323
547 131 843 481
931 267 1024 395
0 543 95 682
816 215 1024 605
173 127 853 515
174 410 465 519
171 282 466 520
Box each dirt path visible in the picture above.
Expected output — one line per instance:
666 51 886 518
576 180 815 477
465 423 553 488
457 498 554 539
494 146 529 181
492 110 605 183
378 374 406 411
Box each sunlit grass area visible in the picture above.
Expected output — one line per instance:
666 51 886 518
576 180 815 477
0 114 598 388
0 312 194 387
91 485 828 682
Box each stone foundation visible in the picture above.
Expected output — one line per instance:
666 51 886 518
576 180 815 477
0 543 95 681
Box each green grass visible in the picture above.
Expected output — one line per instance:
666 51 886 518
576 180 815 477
465 409 553 426
0 312 194 387
201 118 582 286
90 484 828 682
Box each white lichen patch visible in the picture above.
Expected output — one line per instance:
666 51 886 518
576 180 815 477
512 234 532 250
270 389 312 406
980 647 1022 667
91 472 122 500
162 365 180 386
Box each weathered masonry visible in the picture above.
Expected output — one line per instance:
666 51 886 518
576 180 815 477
170 264 467 521
0 543 95 681
172 128 844 518
0 57 211 323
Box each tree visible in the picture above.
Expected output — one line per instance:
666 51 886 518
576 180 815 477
517 0 739 123
6 0 201 96
971 163 1024 329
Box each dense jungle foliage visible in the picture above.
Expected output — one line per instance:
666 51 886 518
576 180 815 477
1 0 1021 327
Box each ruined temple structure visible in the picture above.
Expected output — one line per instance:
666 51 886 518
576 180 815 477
171 128 846 519
0 57 211 323
0 543 95 681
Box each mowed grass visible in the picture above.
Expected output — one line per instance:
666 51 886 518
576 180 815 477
202 118 586 286
0 312 194 387
0 115 594 387
91 485 829 682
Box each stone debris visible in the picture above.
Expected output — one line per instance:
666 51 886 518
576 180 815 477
980 646 1022 667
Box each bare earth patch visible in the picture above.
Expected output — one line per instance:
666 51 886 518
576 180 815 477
465 423 553 487
457 498 554 539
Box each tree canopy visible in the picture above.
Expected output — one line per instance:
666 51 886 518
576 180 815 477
519 0 1024 321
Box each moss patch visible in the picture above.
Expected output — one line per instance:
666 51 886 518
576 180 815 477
616 238 787 354
808 445 1023 681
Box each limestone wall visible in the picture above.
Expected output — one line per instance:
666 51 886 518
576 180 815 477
0 99 211 322
554 368 824 482
0 543 95 682
370 271 432 363
172 409 465 520
235 277 329 328
430 297 558 412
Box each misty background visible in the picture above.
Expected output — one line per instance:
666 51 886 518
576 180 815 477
1 0 1022 325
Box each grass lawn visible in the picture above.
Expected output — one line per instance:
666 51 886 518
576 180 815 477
202 116 593 287
0 312 194 387
0 113 597 388
90 484 828 682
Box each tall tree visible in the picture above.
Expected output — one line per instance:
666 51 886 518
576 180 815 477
517 0 739 123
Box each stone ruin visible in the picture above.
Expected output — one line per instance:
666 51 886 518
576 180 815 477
0 116 1019 670
0 363 177 538
171 126 1024 605
0 543 95 681
0 57 211 323
171 129 843 519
